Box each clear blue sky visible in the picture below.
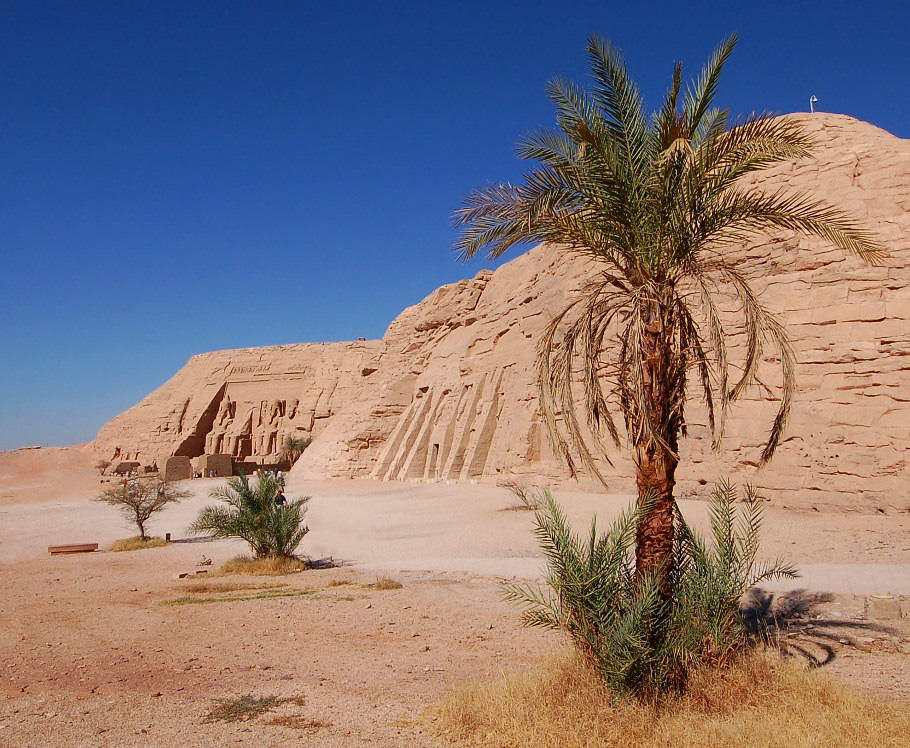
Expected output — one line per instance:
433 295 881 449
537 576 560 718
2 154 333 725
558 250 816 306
1 1 907 449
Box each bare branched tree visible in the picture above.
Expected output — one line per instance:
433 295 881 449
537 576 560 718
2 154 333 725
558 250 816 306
499 479 543 511
96 477 190 540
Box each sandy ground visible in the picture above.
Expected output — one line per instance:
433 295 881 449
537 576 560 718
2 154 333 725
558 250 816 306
1 447 909 747
0 446 98 507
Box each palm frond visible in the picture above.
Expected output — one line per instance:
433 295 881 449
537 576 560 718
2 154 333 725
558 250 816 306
682 34 737 132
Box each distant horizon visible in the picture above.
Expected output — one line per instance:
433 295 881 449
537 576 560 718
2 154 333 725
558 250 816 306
2 1 909 450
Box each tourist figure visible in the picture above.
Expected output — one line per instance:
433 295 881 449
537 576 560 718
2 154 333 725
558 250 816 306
275 490 287 506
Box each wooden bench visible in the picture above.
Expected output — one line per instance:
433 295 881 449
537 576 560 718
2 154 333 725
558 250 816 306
48 543 99 555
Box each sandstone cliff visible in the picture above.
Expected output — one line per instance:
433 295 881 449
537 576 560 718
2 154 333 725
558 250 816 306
94 342 382 466
94 114 910 510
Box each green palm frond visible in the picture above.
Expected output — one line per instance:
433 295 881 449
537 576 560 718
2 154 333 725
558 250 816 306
682 34 737 133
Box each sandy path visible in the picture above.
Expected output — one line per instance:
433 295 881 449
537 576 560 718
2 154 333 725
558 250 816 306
3 471 910 594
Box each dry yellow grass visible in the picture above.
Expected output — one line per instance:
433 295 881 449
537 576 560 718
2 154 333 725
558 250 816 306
107 536 167 552
323 576 402 590
181 581 287 594
161 588 315 607
266 716 332 732
216 555 308 576
433 652 910 748
372 576 403 590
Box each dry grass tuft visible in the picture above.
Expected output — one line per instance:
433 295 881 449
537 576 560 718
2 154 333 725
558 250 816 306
324 576 402 590
181 581 287 594
267 715 332 732
203 694 287 723
371 576 403 590
108 536 168 552
216 555 309 576
433 652 910 748
161 588 315 606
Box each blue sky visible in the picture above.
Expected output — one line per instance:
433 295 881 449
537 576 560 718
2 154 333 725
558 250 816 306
1 1 908 449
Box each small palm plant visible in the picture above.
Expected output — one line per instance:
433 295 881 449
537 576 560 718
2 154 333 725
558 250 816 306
280 434 312 467
505 482 795 697
188 471 310 559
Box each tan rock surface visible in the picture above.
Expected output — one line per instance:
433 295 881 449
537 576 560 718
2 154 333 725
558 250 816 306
94 114 910 510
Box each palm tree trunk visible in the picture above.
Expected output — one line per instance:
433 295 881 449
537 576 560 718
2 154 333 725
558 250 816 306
634 443 678 591
633 303 681 593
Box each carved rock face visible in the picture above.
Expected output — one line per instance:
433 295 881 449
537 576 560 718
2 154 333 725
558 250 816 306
94 114 910 511
95 341 381 466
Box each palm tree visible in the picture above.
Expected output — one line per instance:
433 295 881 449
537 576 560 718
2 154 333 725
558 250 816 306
188 471 309 558
454 35 881 592
280 434 312 467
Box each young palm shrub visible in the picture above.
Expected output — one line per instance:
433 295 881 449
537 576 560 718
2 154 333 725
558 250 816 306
505 483 795 697
188 471 310 559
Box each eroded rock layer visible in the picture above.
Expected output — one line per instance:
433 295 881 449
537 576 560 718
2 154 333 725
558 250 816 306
94 114 910 510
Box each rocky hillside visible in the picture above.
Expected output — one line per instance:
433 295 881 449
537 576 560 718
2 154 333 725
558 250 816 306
94 114 910 510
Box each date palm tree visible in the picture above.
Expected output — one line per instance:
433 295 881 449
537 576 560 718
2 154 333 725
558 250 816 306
189 471 309 558
454 35 881 592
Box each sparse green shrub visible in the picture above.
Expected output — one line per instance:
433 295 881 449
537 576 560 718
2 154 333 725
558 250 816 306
203 694 289 723
188 471 309 559
499 479 543 511
95 477 189 540
505 482 796 697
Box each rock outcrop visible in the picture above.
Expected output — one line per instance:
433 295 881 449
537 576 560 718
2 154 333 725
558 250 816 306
94 114 910 511
94 341 382 467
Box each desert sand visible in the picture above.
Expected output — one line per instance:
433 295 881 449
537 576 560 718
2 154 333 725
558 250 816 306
1 446 909 747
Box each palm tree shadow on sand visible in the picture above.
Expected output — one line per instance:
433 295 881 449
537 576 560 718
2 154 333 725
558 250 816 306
743 588 897 668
